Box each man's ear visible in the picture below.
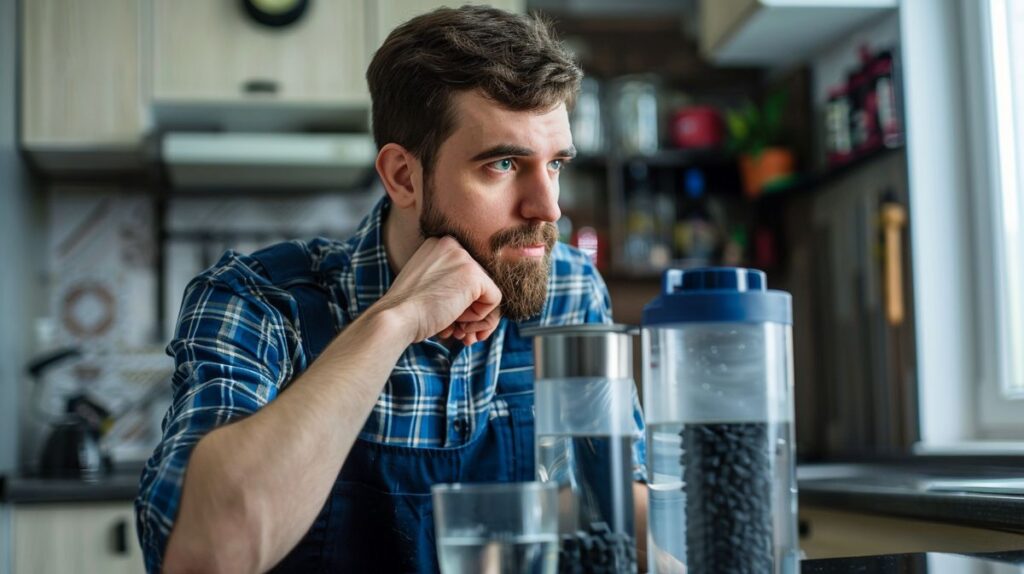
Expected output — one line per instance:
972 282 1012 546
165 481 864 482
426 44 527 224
376 143 421 210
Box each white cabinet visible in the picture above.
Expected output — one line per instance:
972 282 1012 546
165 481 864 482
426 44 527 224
11 503 143 574
699 0 898 66
152 0 526 105
20 0 530 150
20 0 147 164
152 0 369 105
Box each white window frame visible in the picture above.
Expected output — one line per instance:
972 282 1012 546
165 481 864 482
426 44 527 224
961 0 1024 439
903 0 1024 452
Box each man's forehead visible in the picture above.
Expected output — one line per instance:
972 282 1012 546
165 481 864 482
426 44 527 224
448 91 572 155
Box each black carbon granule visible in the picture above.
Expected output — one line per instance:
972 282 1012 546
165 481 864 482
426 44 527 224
557 521 636 574
680 423 773 573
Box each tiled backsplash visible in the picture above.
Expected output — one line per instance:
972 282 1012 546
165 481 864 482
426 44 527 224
31 184 381 468
162 187 381 341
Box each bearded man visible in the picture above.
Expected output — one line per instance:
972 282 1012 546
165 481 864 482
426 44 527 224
136 5 646 573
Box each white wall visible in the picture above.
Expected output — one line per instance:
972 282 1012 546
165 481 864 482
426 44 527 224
0 0 43 474
806 1 978 448
900 0 977 446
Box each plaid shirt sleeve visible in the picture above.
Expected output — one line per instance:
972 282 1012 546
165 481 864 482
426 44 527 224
135 252 297 573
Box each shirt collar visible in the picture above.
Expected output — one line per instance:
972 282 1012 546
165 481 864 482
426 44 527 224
346 195 396 318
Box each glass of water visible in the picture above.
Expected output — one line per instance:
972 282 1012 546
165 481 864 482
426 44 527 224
432 481 559 574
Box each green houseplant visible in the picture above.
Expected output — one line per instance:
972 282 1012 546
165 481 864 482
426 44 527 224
726 91 796 198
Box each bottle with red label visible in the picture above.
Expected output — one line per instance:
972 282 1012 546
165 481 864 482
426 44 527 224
871 49 903 148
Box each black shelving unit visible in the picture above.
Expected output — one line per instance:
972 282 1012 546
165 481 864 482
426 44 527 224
754 144 905 205
572 148 741 277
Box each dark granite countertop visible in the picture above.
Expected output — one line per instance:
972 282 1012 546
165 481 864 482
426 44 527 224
0 471 141 504
3 457 1023 533
798 458 1024 532
802 550 1024 572
4 466 1024 572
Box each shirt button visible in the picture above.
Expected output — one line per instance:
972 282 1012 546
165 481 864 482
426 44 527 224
453 418 467 435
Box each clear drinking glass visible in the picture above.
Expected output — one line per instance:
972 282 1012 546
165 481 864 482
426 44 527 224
432 481 559 574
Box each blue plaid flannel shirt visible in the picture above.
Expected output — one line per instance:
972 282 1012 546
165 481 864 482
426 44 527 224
135 197 646 572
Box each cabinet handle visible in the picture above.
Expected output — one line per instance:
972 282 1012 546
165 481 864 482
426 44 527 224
242 78 279 95
113 518 128 555
881 199 908 326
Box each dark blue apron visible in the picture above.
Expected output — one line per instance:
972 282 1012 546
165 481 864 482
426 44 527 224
253 243 535 573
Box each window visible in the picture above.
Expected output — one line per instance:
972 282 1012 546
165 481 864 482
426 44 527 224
906 0 1024 448
966 0 1024 439
992 0 1024 399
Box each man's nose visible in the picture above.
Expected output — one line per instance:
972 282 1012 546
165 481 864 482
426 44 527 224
519 168 561 223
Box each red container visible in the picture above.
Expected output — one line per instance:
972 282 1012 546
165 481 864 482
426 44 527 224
670 106 725 149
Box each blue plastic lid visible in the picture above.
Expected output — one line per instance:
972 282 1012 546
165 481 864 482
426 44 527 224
642 267 792 325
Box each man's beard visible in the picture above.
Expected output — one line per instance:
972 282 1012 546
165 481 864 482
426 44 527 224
419 180 558 321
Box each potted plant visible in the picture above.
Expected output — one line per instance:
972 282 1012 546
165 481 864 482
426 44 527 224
726 91 796 198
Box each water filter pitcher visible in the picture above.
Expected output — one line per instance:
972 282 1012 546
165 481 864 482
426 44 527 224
642 268 798 574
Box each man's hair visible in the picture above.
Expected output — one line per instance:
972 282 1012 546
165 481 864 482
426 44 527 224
366 5 582 175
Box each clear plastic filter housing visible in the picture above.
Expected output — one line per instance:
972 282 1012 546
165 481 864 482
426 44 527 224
641 268 799 574
525 324 639 573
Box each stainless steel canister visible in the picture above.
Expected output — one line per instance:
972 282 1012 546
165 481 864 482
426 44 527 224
524 323 640 574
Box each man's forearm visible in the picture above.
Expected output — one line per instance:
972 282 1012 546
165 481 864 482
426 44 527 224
163 305 414 574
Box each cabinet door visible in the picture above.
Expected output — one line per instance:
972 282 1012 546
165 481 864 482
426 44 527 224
12 503 144 574
370 0 525 53
153 0 368 105
699 0 757 56
21 0 145 147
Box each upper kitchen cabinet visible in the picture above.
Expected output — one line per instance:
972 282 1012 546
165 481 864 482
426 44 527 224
152 0 370 129
21 0 148 170
369 0 525 51
701 0 897 67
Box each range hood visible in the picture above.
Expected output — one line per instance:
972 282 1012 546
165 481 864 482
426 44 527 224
161 132 377 190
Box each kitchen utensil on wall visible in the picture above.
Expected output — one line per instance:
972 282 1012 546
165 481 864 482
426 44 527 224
642 268 798 574
880 192 907 326
527 324 639 574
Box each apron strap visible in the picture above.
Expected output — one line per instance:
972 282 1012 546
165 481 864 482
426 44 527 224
250 241 339 362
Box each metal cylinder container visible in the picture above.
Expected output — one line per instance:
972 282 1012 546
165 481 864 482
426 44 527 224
525 323 640 574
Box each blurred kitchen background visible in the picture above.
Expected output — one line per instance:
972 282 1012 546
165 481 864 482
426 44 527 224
3 0 1024 572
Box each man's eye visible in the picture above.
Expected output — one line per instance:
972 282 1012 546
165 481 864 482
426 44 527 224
549 159 564 172
490 159 514 172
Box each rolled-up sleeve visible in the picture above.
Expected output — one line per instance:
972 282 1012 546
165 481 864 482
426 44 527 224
135 255 294 573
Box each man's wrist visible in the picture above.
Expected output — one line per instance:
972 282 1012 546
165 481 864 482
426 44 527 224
364 298 419 347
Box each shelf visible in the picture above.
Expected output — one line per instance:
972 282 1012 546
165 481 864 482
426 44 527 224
605 268 664 282
755 144 904 204
574 148 734 169
703 0 898 67
606 258 730 282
